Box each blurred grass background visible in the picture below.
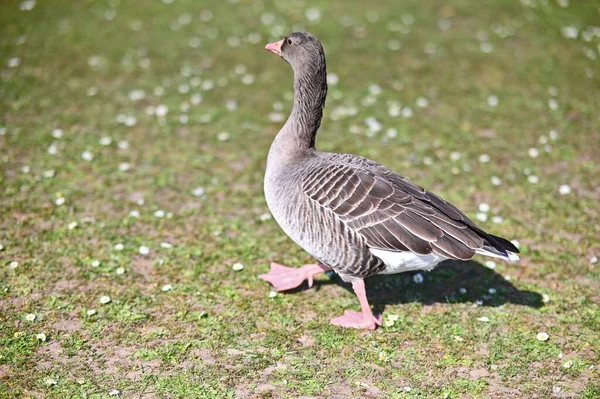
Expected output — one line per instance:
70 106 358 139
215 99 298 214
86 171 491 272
1 0 599 398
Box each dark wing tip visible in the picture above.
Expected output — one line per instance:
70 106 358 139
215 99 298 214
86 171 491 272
488 234 520 254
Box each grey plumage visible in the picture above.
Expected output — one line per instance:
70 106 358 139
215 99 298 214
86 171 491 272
263 32 518 320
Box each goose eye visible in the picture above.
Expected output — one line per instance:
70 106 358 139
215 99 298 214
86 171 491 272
287 38 293 45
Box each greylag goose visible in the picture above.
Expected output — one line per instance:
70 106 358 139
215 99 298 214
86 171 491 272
260 32 519 330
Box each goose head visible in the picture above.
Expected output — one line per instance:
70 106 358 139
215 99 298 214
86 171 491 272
265 31 325 74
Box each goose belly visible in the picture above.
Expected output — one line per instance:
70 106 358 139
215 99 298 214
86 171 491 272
369 248 446 275
265 183 365 271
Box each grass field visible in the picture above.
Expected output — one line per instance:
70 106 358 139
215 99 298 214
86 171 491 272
1 0 599 397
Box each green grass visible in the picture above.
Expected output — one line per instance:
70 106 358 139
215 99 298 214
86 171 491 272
1 0 599 397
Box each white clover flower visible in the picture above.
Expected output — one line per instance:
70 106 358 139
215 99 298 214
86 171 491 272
401 107 413 118
369 84 382 96
459 287 467 294
36 332 47 342
562 360 573 369
478 203 490 213
81 151 94 161
47 142 59 155
153 210 165 218
155 104 168 117
259 212 272 222
268 112 285 123
42 169 55 178
91 260 100 268
125 116 137 127
305 8 321 22
487 95 499 107
114 243 124 251
416 97 429 108
129 210 140 218
449 151 461 162
55 197 65 206
561 26 578 39
44 378 57 386
491 176 502 186
9 261 19 269
413 273 423 284
192 187 206 198
115 267 125 275
161 284 173 292
51 128 63 138
558 184 571 195
480 42 493 53
128 89 145 101
117 140 129 150
86 309 97 316
241 74 255 85
388 314 399 322
108 389 121 397
479 153 490 163
384 319 395 327
492 216 504 224
232 262 244 271
485 260 496 269
191 94 203 105
268 290 277 298
536 332 549 341
528 147 540 158
403 386 412 392
118 162 131 172
99 295 111 304
160 242 173 249
388 104 401 117
67 221 78 230
8 57 21 67
217 132 231 141
378 351 389 362
476 212 488 222
99 136 113 146
477 316 490 322
225 99 237 111
139 246 150 255
25 313 36 322
386 128 398 139
87 86 99 96
327 73 339 86
488 288 497 295
542 294 551 303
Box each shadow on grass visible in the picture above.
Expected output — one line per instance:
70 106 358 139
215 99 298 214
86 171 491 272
300 259 543 314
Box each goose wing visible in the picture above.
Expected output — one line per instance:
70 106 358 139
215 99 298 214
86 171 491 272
302 154 518 260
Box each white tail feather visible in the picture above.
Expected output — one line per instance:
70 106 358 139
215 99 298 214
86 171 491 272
476 249 520 263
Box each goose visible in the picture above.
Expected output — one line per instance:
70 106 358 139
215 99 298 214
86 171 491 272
260 32 519 330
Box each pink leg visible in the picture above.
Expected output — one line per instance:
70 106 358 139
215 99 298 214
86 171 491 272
259 262 332 291
330 279 382 330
